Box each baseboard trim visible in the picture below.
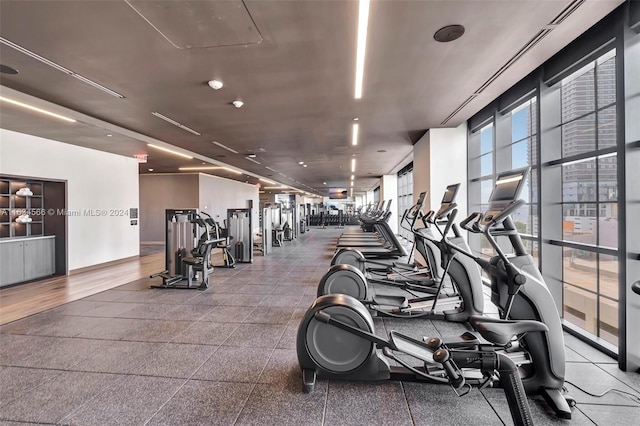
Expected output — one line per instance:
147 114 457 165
69 255 140 275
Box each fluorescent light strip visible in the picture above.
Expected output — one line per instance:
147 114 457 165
245 157 261 165
147 144 193 159
223 167 242 174
0 96 76 123
350 181 354 187
259 178 276 184
265 166 277 171
0 37 125 99
279 173 287 177
496 175 524 185
351 175 354 180
179 166 222 170
151 112 201 136
263 186 289 190
351 158 356 173
352 123 359 146
354 0 370 99
212 141 239 154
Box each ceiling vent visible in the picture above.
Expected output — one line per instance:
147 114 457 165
125 0 262 49
441 0 586 125
549 0 586 25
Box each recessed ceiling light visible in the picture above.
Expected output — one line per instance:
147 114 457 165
303 164 308 168
207 80 223 90
147 144 193 159
352 123 359 146
223 167 243 174
232 100 244 108
323 182 327 185
106 134 113 137
248 153 257 158
179 166 223 170
0 96 76 123
354 0 370 99
148 168 154 172
298 161 304 165
434 25 465 43
353 117 359 121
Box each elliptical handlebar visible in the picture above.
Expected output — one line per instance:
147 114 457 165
485 199 526 229
460 212 483 233
435 202 457 221
421 210 435 228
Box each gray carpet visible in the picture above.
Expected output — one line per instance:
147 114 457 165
0 227 638 425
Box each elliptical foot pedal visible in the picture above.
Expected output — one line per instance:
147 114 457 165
541 387 573 419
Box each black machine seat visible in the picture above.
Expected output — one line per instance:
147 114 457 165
182 240 216 289
470 316 548 346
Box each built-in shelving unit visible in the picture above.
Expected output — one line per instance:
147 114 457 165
1 176 61 287
0 178 44 239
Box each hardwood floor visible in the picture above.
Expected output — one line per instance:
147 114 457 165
0 253 163 325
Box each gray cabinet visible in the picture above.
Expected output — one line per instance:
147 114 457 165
23 238 55 281
0 240 25 285
0 236 55 287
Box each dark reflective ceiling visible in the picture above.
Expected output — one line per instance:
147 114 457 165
0 0 623 196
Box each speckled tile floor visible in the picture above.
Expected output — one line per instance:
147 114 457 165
0 227 638 425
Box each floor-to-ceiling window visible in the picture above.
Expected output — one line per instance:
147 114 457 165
552 50 619 346
468 122 494 257
397 163 413 241
509 98 540 266
465 5 633 357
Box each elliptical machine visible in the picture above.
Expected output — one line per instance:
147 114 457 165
318 198 484 322
297 167 574 423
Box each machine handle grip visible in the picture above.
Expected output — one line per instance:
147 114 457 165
632 281 640 295
433 349 465 389
497 353 534 426
506 263 527 295
460 212 483 233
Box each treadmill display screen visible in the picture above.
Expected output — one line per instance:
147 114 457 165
441 184 460 204
416 191 427 206
490 169 528 203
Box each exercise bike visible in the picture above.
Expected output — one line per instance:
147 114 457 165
297 167 574 424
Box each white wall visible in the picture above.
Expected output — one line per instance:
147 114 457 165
0 129 140 271
428 124 468 218
198 174 260 235
413 123 468 218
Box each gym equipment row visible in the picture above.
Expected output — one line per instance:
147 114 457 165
298 167 575 426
